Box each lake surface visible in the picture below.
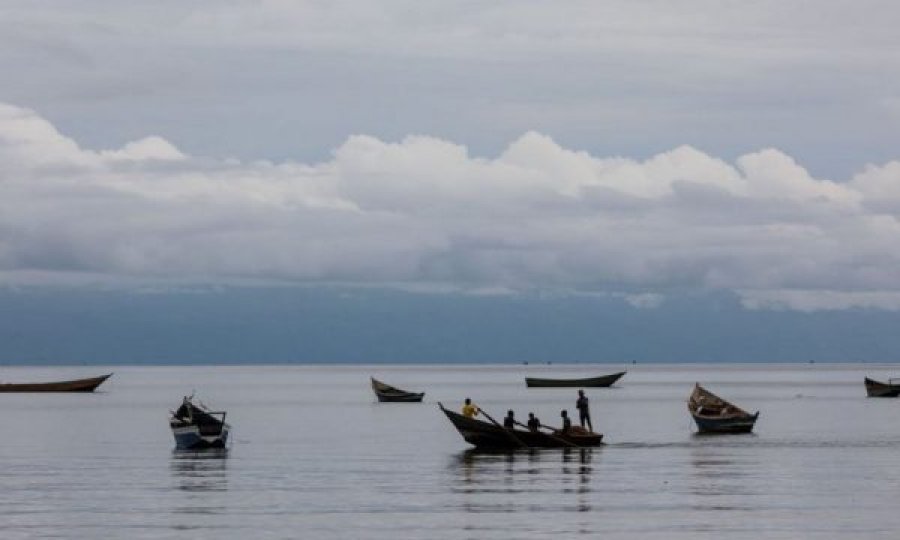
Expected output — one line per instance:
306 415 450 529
1 363 900 539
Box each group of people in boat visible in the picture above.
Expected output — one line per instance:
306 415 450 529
461 388 595 435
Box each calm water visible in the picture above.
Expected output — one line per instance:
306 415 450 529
2 363 900 539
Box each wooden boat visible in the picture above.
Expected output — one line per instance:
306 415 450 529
525 371 626 388
371 377 424 402
0 373 112 392
169 396 230 450
864 377 900 398
438 403 603 449
688 384 759 434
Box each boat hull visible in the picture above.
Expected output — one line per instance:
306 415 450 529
171 423 230 450
691 412 759 434
439 405 602 449
688 383 759 434
525 371 626 388
375 392 425 402
865 377 900 397
0 373 112 392
371 377 425 402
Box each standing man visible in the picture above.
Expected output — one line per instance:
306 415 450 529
576 389 593 432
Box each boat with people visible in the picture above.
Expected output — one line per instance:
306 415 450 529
864 377 900 397
438 403 603 449
169 395 230 450
371 377 425 402
687 383 759 434
525 371 626 388
0 373 112 392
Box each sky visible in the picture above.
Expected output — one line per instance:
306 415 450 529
2 2 900 363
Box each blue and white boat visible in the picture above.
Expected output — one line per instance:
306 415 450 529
169 396 230 450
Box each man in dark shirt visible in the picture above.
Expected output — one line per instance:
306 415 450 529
526 412 541 432
576 389 593 432
503 410 516 429
560 409 572 434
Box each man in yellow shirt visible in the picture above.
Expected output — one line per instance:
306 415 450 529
462 398 480 418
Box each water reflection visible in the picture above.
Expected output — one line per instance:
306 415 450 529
688 443 758 510
452 448 595 513
561 448 593 511
168 450 230 525
170 450 229 493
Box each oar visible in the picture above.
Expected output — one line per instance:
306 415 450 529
517 420 581 449
539 424 582 448
479 409 529 449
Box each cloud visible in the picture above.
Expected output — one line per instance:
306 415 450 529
623 293 665 310
740 290 900 312
850 161 900 212
101 136 185 161
2 102 900 311
3 1 900 184
172 2 900 66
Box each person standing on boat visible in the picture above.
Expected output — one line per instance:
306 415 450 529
576 389 593 432
462 398 480 418
503 410 516 429
526 412 541 432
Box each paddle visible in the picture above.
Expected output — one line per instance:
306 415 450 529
479 408 529 449
514 419 581 449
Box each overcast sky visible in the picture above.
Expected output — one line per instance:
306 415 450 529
2 1 900 313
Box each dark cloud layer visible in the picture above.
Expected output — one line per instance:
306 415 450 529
2 104 900 311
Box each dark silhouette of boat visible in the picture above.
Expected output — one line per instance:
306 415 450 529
0 373 112 392
525 371 626 388
865 377 900 397
169 396 230 450
371 377 424 402
438 403 603 449
688 383 759 434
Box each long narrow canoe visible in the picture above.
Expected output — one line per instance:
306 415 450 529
525 371 626 388
371 377 424 402
0 373 112 393
438 403 602 449
688 383 759 434
864 377 900 398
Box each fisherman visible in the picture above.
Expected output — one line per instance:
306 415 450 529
462 398 480 418
503 410 516 429
576 389 593 432
527 412 541 432
560 409 572 434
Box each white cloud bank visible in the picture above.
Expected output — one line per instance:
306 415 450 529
2 103 900 311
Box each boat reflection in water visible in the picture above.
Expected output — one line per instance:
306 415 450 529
170 449 229 494
168 450 229 529
561 448 592 512
687 444 759 512
452 448 595 515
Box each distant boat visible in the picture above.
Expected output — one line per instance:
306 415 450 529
438 403 603 449
864 377 900 398
688 383 759 434
525 371 626 388
0 373 112 392
169 396 230 450
371 377 424 402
